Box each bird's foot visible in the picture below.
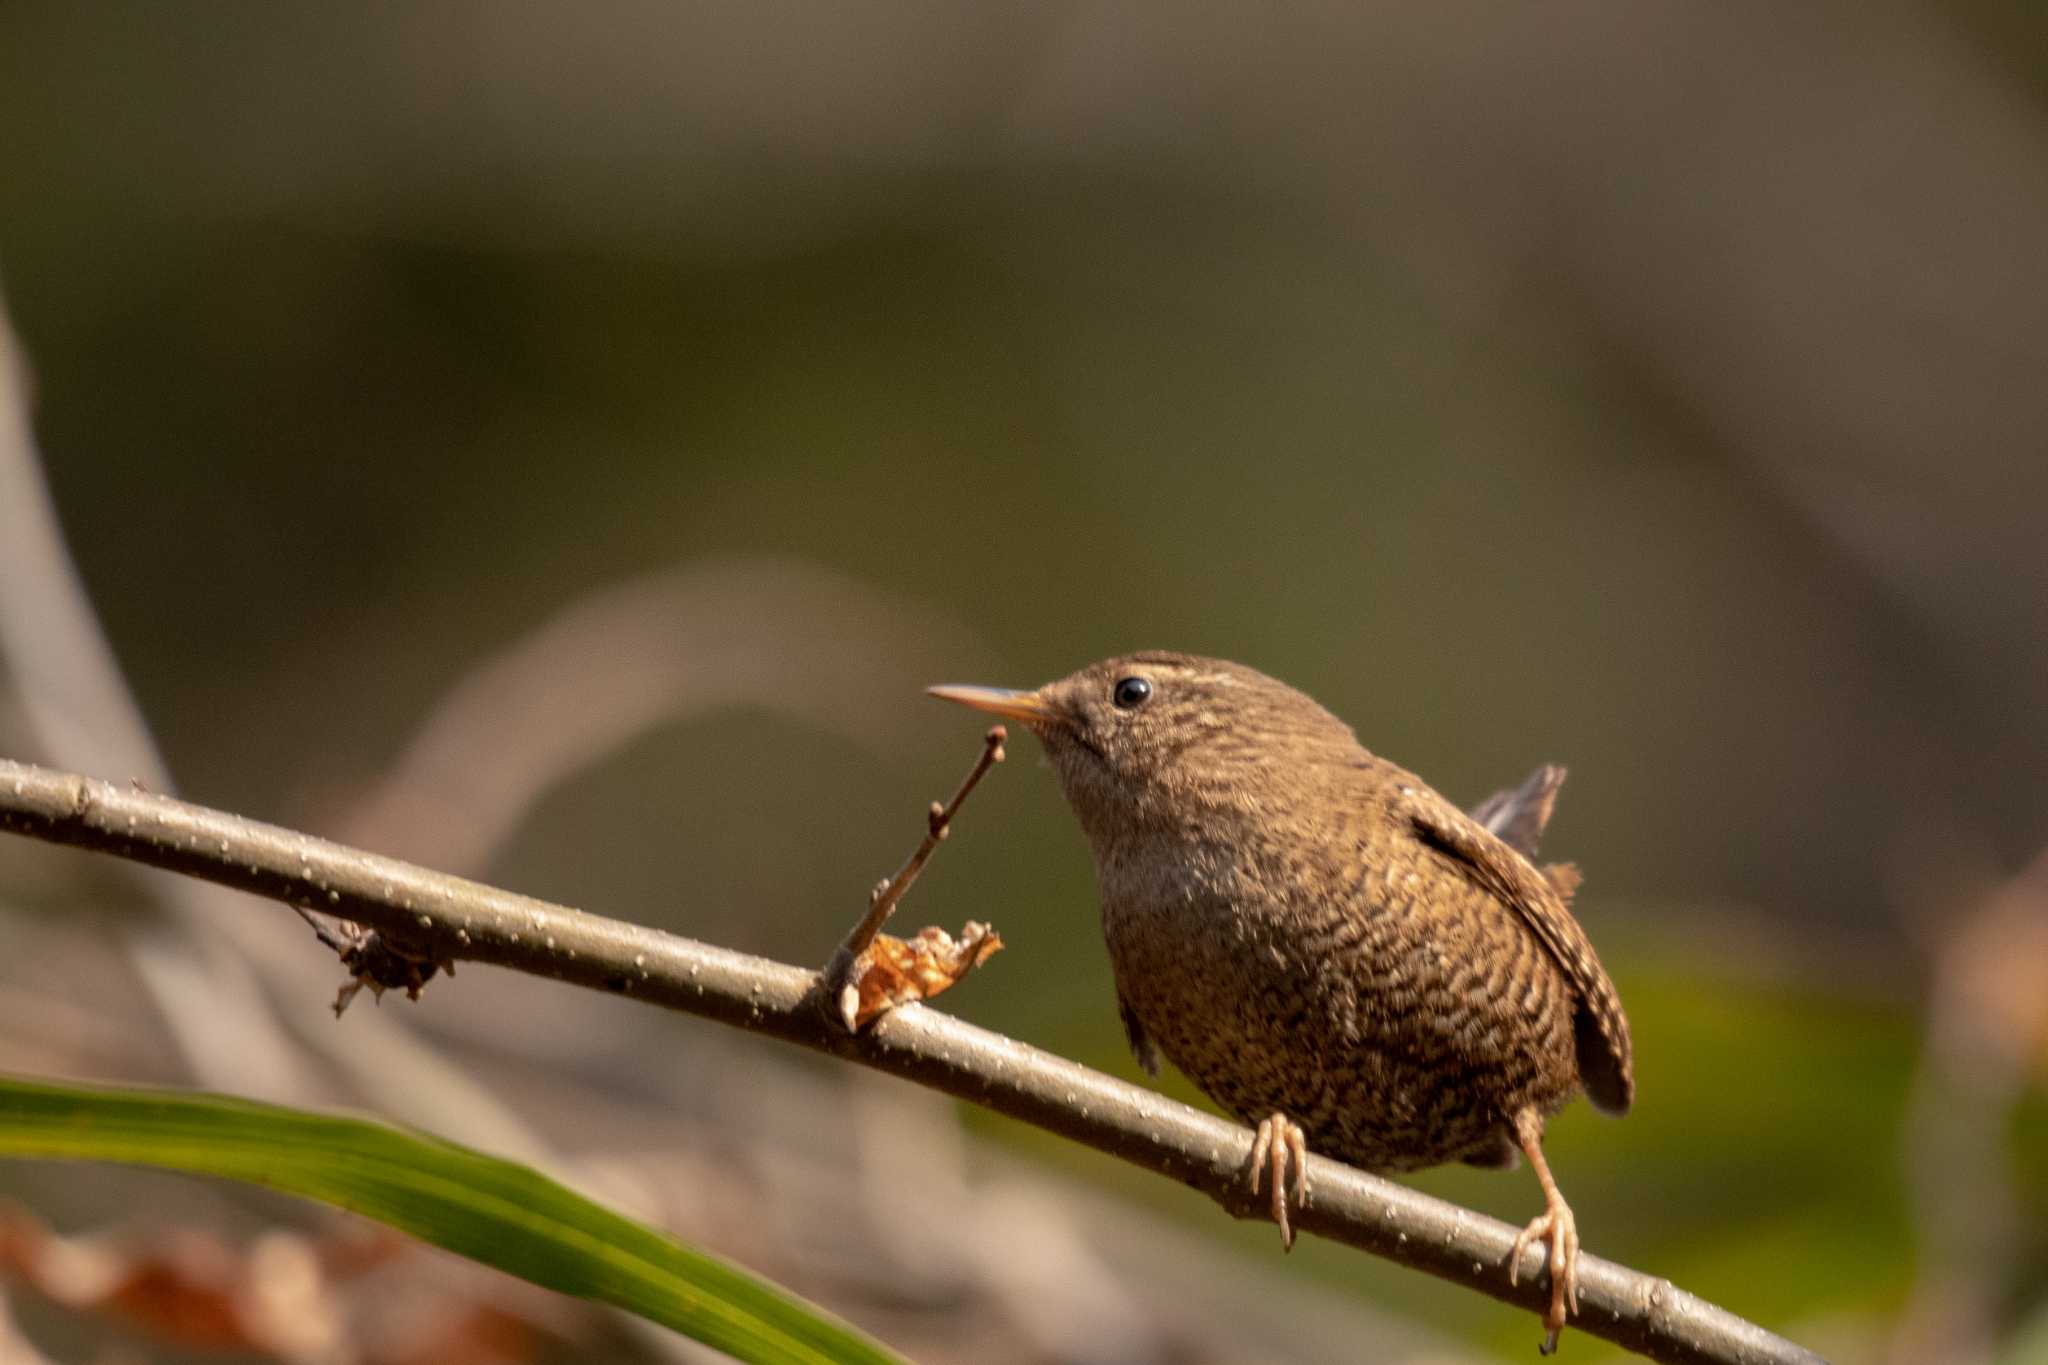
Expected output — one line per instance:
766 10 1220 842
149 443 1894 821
1510 1195 1580 1354
1246 1113 1310 1251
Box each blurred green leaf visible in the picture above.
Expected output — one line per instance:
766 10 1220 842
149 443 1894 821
0 1073 901 1365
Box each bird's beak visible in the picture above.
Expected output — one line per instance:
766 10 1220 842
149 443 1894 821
926 684 1057 727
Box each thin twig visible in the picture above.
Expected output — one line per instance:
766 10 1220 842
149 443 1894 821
0 757 1823 1365
817 725 1007 1029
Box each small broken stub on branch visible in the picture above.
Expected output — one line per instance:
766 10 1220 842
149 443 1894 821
839 922 1003 1030
330 929 447 1018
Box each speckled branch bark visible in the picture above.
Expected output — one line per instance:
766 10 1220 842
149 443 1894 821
0 758 1821 1365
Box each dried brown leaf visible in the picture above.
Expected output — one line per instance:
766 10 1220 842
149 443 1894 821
847 922 1004 1028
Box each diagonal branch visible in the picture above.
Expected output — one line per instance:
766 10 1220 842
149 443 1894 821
0 757 1822 1365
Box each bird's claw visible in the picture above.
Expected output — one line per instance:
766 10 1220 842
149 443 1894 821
1510 1200 1580 1354
1246 1113 1310 1251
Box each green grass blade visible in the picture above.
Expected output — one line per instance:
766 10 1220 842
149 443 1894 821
0 1073 902 1365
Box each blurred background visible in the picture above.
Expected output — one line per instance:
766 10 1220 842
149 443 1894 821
2 4 2045 1362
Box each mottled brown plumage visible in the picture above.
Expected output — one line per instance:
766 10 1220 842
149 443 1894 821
931 653 1633 1352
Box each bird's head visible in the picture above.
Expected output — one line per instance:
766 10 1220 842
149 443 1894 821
928 652 1357 846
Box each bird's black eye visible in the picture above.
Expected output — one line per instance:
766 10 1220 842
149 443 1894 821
1112 676 1153 710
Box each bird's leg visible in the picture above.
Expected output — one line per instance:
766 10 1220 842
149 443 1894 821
1508 1107 1581 1355
1245 1113 1310 1250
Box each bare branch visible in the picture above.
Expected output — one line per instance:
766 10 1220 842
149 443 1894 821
0 758 1823 1365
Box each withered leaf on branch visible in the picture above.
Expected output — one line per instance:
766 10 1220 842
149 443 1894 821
841 922 1004 1030
331 929 447 1017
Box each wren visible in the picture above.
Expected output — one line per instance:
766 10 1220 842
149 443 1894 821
931 653 1633 1352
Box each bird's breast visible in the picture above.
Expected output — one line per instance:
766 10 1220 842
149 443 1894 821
1087 813 1584 1170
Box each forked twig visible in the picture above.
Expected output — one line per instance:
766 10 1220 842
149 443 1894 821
817 725 1007 1029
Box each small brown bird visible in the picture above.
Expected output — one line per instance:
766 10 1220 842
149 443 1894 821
931 653 1632 1352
